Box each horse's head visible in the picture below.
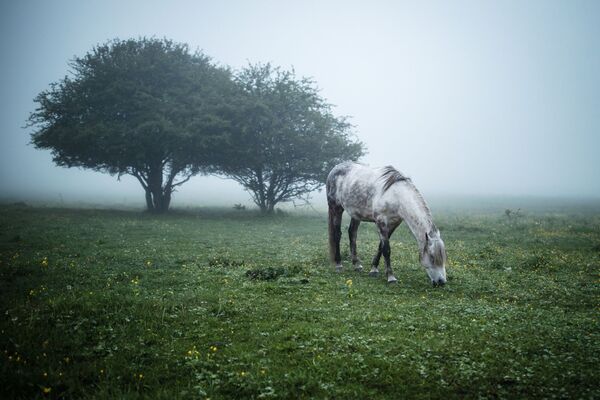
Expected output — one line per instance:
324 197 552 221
421 229 447 287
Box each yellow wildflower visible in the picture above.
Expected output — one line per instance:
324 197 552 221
187 346 200 358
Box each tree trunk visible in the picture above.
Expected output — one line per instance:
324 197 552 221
145 190 172 213
145 189 153 211
151 187 162 211
261 195 276 214
145 165 171 214
160 191 172 213
133 167 173 214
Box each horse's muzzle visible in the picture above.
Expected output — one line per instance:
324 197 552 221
432 279 446 287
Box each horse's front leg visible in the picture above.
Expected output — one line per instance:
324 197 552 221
348 218 363 271
381 235 397 284
376 222 398 283
370 223 400 281
369 241 382 277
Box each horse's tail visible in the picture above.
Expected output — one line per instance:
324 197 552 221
328 202 337 264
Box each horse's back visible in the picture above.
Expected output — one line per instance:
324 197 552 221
327 162 379 221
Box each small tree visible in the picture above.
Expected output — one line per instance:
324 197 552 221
219 63 364 213
28 38 235 213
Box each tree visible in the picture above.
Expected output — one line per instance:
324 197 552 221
218 63 365 213
28 38 235 213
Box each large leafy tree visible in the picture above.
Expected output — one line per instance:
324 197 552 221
219 63 364 213
28 38 235 213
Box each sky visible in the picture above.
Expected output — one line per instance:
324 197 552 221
1 0 599 208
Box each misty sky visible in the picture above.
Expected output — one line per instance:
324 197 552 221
1 0 599 207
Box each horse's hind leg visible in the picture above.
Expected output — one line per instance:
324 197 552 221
328 203 344 272
348 218 363 271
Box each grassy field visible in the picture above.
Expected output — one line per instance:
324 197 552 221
0 202 598 399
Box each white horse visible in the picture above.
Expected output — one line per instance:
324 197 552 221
326 161 447 286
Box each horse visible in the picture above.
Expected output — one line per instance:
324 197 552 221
326 161 447 286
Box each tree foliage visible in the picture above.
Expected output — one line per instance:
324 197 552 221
217 63 365 213
28 38 235 212
28 39 365 213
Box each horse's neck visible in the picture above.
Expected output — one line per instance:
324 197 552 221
396 187 433 251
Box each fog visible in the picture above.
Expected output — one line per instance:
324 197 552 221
1 0 599 209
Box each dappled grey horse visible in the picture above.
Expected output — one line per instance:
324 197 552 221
326 162 447 286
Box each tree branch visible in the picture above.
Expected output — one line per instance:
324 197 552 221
131 168 149 191
171 173 193 189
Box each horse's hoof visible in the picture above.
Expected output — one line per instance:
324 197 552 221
387 277 398 284
368 271 379 277
354 265 364 272
335 264 343 273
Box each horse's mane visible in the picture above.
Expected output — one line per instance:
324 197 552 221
430 235 447 265
381 166 410 192
380 165 437 240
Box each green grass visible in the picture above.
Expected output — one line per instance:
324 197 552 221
0 203 598 399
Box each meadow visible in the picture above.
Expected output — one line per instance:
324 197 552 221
0 201 598 399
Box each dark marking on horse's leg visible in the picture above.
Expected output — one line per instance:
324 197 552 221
330 205 344 272
382 239 398 283
348 218 362 271
370 222 401 278
369 241 382 277
377 223 397 283
382 238 397 283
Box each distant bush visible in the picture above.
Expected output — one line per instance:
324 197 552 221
208 255 245 268
504 208 522 220
245 266 285 281
520 253 551 270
